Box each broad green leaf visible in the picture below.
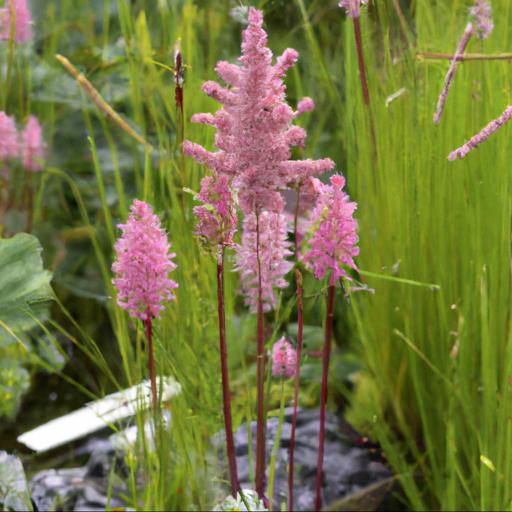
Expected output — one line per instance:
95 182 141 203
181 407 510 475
0 234 53 341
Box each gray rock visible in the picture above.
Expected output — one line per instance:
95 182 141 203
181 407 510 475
231 409 393 511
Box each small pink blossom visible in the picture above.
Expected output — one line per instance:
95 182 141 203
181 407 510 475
0 0 32 43
183 7 333 215
338 0 369 18
193 174 237 258
234 211 293 313
112 200 178 321
0 111 19 163
21 115 46 172
296 97 315 116
304 175 359 285
272 337 297 378
470 0 493 40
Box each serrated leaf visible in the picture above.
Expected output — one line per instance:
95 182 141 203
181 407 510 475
0 234 54 341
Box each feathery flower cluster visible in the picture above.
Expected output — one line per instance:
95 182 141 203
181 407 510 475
470 0 493 40
0 112 19 164
304 175 359 285
112 200 178 321
338 0 369 18
21 116 46 172
183 7 334 215
0 0 32 43
234 211 293 313
448 104 512 160
193 174 237 258
272 337 297 378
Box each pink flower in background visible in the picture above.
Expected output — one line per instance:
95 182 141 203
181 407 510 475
470 0 493 40
183 7 333 215
0 0 33 43
112 200 178 321
234 211 293 313
0 111 19 163
338 0 369 18
21 116 46 171
272 337 297 378
304 175 359 285
193 174 237 258
448 104 512 160
296 97 315 116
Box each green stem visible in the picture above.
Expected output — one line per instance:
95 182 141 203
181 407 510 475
268 379 286 511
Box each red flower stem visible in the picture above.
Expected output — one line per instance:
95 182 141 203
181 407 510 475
288 269 303 511
314 284 336 511
353 17 370 108
144 315 158 407
217 249 240 497
255 212 267 502
174 40 186 194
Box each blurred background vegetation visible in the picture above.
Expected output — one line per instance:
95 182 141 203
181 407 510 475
1 0 511 510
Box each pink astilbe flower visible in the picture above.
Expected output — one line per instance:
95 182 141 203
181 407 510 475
448 104 512 160
234 211 293 313
304 175 359 285
21 116 46 172
193 174 237 258
470 0 493 40
296 97 315 116
272 337 297 378
112 200 178 321
0 0 33 43
183 7 334 215
0 111 19 163
338 0 369 18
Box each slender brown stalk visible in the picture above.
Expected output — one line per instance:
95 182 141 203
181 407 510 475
174 39 186 189
255 212 267 502
314 284 336 511
417 51 512 61
352 17 370 108
288 269 303 511
55 54 153 151
144 315 158 407
217 249 240 497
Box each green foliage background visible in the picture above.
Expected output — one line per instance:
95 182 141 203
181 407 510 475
0 0 511 510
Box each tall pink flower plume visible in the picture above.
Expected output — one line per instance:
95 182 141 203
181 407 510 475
0 0 33 43
470 0 493 40
448 104 512 160
272 337 297 378
183 7 334 215
338 0 369 18
234 211 293 313
0 111 19 163
193 173 237 258
21 115 46 172
112 200 178 321
304 175 359 285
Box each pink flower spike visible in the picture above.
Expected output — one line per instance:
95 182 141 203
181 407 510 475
0 111 19 163
21 116 46 172
183 7 331 215
338 0 369 18
296 97 315 116
304 174 359 285
112 200 178 321
235 211 293 313
433 22 474 125
193 174 237 258
272 337 297 379
448 104 512 161
470 0 493 40
0 0 33 43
